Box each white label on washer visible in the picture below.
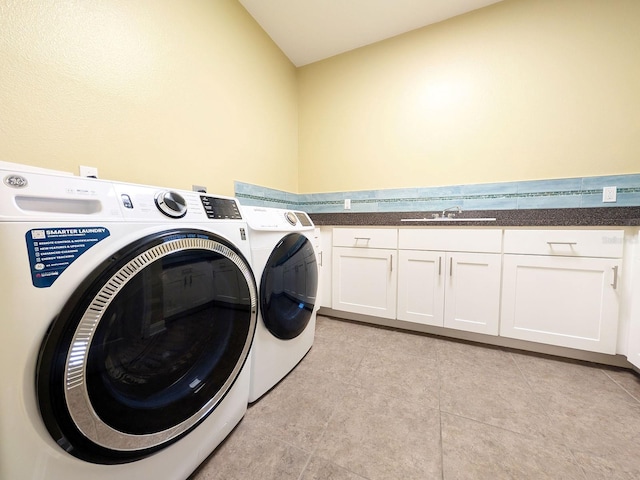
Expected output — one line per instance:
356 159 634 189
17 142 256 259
25 227 110 288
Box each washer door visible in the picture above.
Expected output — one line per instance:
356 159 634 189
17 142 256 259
260 233 318 340
36 229 257 464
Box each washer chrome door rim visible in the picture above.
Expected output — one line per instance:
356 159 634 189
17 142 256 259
63 235 257 452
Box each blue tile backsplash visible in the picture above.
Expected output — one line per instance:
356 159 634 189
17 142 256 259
234 174 640 213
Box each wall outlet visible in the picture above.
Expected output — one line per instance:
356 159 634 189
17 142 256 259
79 165 98 178
344 199 351 210
192 184 207 193
603 186 617 203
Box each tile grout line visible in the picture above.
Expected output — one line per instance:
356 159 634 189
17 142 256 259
508 352 591 480
439 352 557 443
295 322 372 480
438 410 593 480
602 370 640 404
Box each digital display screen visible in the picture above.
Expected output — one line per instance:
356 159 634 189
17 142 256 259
295 212 313 227
200 196 242 219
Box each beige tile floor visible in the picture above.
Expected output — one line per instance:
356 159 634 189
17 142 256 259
189 315 640 480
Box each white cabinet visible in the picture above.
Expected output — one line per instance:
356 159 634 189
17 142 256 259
444 252 502 334
500 229 623 354
626 230 640 368
397 229 502 335
332 228 397 319
326 225 630 357
397 250 444 326
318 227 333 308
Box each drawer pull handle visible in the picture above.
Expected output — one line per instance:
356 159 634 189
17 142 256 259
612 265 619 289
354 237 371 242
546 241 577 246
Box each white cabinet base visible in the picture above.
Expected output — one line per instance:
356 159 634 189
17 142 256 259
319 306 633 369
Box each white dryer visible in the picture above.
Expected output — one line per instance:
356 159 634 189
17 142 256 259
242 206 319 403
0 166 257 479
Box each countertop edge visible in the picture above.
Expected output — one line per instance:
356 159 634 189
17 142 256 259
309 207 640 227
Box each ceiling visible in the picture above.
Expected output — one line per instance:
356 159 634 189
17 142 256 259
238 0 504 67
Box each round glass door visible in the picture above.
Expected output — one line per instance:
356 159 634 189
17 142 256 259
36 229 257 464
260 233 318 340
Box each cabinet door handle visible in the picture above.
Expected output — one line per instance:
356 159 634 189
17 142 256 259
611 265 619 289
546 241 577 246
319 251 323 267
449 257 453 277
390 254 393 272
438 256 442 276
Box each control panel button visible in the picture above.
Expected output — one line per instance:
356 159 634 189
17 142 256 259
120 194 134 209
284 211 298 226
155 191 187 218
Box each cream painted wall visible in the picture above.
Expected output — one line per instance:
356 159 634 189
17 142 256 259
298 0 640 193
0 0 298 196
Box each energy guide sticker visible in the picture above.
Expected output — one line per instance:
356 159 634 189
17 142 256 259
26 227 110 288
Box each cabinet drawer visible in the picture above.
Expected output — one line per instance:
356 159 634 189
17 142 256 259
333 228 398 249
503 229 624 258
399 228 502 253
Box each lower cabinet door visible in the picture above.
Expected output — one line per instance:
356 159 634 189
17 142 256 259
443 252 502 335
500 254 621 353
397 250 445 326
331 247 397 319
318 228 333 308
396 251 501 334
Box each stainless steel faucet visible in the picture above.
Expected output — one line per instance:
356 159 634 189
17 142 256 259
441 206 462 218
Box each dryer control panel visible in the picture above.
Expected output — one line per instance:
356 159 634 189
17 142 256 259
241 206 315 231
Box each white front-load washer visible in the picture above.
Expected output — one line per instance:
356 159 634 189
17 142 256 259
0 166 257 479
241 206 319 403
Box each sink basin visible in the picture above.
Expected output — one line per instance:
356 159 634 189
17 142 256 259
401 217 497 222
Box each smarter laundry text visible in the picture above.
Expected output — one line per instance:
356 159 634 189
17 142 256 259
26 227 111 288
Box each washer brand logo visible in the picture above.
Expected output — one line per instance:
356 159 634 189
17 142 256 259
3 174 28 188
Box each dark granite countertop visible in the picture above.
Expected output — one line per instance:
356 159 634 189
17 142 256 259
310 207 640 227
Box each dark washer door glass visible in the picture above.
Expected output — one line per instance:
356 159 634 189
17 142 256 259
260 233 318 340
36 230 257 465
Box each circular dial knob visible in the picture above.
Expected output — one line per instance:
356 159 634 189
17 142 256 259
155 191 187 218
284 211 297 226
